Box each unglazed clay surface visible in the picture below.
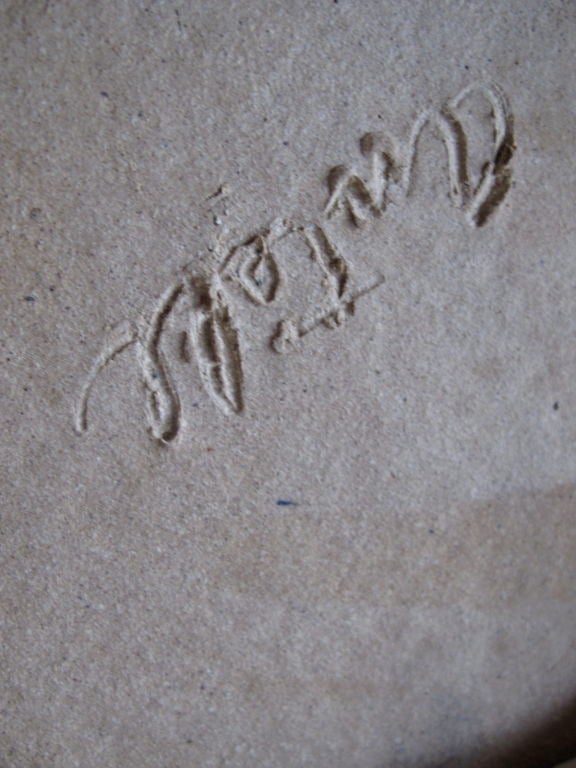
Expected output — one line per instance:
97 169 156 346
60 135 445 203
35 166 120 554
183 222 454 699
1 2 575 767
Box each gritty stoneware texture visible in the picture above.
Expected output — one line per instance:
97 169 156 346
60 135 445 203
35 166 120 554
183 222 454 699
1 2 575 767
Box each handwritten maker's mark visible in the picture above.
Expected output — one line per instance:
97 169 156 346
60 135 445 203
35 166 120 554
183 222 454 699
75 83 514 443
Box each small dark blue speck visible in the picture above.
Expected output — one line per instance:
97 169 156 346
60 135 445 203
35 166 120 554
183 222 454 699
25 296 35 302
276 500 297 507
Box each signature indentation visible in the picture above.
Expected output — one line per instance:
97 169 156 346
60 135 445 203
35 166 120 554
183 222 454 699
75 82 514 443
